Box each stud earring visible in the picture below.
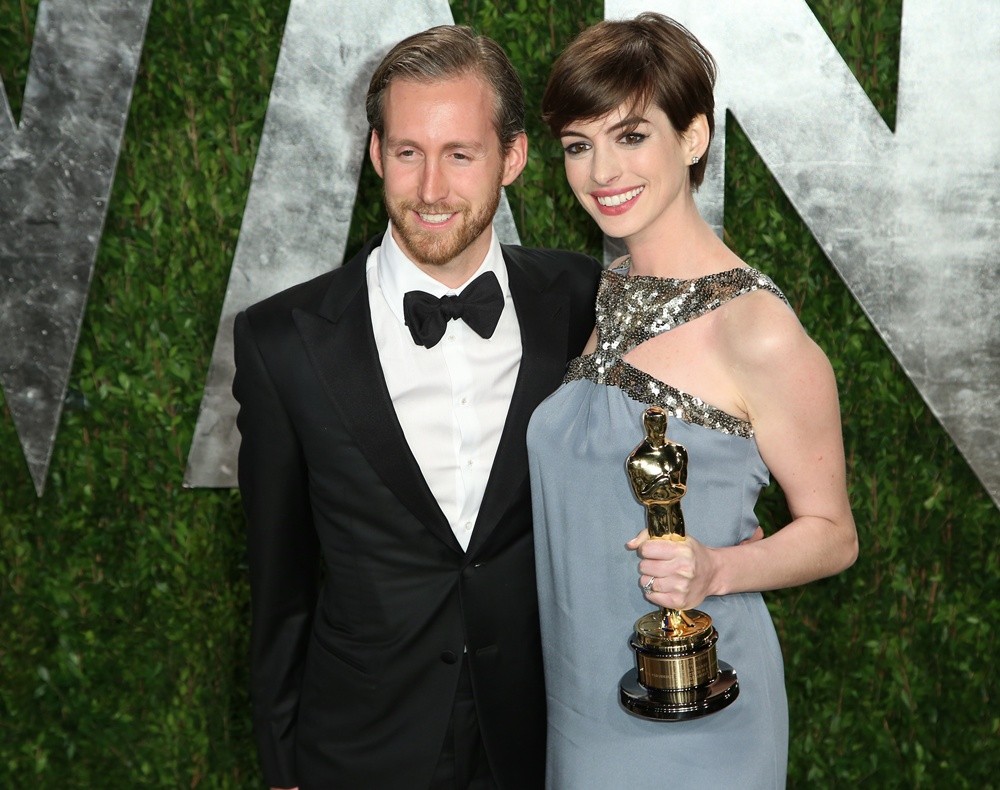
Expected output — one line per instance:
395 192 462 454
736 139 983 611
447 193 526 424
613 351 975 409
691 155 700 165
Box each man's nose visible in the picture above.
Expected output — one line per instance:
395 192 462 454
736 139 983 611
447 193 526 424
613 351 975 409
418 160 448 205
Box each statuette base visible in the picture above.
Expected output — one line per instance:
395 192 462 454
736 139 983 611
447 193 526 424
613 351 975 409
619 662 739 721
620 607 739 721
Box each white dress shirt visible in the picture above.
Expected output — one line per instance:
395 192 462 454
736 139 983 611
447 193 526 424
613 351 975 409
366 224 521 551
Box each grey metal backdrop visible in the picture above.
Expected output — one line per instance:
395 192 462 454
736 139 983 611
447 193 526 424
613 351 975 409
1 0 997 508
0 0 153 495
608 0 999 507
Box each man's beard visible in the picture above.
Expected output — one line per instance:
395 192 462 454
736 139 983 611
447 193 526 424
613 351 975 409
384 181 502 269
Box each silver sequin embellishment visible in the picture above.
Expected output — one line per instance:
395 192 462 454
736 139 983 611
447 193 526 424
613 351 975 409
565 261 788 438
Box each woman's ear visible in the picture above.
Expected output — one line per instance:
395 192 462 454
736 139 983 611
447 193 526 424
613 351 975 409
683 114 710 162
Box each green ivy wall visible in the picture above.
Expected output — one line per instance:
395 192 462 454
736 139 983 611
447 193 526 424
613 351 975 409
1 0 997 786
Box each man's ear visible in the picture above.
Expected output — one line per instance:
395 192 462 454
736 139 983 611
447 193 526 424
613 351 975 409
500 132 528 187
682 114 710 162
369 130 385 178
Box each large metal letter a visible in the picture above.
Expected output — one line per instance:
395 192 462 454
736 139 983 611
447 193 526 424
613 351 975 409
185 0 520 487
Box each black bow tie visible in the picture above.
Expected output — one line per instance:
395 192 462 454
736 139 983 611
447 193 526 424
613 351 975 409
402 271 505 349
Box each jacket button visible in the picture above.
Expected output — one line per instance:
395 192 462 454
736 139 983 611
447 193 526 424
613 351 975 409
440 651 458 664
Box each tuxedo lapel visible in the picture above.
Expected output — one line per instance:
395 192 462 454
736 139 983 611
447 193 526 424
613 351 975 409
466 247 572 556
293 238 460 552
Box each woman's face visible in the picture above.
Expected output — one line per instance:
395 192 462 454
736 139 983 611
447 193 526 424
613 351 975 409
559 102 697 246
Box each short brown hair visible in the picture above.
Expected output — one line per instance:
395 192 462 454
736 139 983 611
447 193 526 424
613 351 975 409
366 25 525 154
542 13 716 187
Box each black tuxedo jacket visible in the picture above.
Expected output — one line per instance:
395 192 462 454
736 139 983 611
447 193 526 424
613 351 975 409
233 234 600 789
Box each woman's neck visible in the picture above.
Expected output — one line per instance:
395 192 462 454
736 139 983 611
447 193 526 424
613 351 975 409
625 202 736 279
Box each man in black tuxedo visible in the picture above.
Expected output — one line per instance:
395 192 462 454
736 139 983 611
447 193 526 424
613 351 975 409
233 24 601 790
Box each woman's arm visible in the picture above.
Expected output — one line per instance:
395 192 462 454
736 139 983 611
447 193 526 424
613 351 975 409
631 293 857 610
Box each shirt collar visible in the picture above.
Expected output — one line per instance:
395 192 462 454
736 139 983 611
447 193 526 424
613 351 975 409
374 221 510 325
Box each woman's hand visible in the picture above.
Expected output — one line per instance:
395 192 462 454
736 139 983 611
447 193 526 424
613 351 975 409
627 530 720 611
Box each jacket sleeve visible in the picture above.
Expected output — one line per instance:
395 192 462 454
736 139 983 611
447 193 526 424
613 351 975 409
233 310 319 788
566 254 603 358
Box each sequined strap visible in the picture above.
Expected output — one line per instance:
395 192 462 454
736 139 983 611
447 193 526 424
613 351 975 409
566 356 755 437
564 264 788 438
594 265 787 355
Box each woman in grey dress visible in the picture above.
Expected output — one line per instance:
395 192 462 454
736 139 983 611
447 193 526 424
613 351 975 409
527 13 858 788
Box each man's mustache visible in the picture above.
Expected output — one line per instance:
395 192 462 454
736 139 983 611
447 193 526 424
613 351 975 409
398 201 464 214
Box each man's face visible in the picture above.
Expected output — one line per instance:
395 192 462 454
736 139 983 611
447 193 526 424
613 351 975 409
370 72 527 285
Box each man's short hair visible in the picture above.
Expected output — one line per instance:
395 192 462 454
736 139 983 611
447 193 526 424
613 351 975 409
366 25 525 154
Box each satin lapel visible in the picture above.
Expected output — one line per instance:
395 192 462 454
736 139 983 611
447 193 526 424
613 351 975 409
292 239 459 552
466 248 571 556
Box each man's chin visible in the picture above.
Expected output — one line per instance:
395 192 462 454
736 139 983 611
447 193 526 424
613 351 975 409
388 195 498 269
396 224 470 268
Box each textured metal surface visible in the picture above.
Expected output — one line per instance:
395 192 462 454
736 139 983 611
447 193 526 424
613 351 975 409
184 0 521 487
0 0 152 495
608 0 1000 507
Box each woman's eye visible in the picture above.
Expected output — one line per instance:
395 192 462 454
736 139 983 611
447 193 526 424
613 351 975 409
563 142 590 156
621 132 647 146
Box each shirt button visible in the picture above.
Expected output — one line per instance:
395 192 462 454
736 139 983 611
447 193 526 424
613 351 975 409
464 521 473 531
460 397 468 405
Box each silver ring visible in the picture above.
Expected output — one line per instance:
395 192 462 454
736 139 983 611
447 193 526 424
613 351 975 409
642 576 655 593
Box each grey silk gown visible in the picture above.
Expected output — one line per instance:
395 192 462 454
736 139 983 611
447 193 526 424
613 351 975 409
527 263 790 788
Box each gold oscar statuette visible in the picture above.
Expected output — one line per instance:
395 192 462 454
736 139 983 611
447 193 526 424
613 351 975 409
619 406 739 720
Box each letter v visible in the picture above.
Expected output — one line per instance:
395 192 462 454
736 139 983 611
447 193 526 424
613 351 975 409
0 0 153 495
